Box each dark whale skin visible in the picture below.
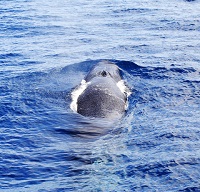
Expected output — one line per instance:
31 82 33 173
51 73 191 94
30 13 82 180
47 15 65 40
77 61 127 119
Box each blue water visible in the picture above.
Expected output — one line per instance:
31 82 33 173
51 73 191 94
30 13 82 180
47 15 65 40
1 0 200 191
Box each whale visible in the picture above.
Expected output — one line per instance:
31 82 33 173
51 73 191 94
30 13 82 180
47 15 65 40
70 61 131 119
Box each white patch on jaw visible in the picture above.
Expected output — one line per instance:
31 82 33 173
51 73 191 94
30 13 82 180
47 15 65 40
70 80 90 112
117 80 131 97
117 80 132 110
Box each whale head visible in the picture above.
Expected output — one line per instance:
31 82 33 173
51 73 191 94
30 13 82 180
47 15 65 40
71 61 131 119
85 61 122 82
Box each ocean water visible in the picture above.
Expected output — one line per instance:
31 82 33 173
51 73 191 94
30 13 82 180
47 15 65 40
0 0 200 191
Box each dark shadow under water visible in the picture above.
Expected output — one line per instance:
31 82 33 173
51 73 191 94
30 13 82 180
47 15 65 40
54 114 125 140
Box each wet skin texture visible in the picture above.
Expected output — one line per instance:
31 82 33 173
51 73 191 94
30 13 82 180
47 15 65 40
77 61 126 119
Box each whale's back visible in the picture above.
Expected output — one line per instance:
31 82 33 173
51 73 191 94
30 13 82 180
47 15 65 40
77 78 126 119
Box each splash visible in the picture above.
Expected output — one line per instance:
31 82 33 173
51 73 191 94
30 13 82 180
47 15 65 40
117 80 132 110
70 80 90 112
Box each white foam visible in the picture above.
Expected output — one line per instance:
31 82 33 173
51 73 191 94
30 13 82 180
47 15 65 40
117 80 132 110
70 80 90 112
117 80 132 97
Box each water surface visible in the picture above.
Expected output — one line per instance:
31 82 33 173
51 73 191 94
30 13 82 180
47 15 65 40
0 0 200 191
